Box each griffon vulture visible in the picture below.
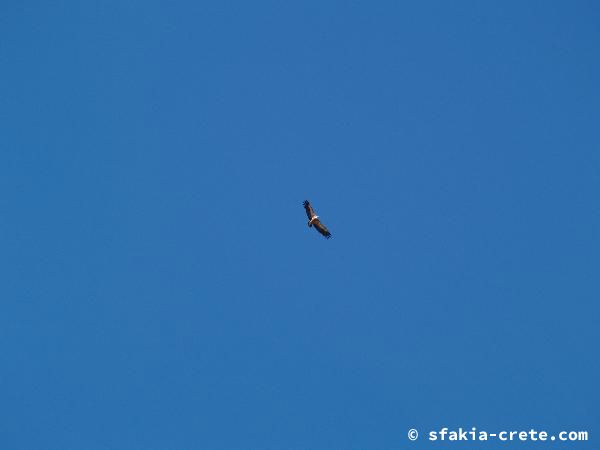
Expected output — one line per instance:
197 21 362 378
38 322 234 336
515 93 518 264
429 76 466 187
303 200 332 239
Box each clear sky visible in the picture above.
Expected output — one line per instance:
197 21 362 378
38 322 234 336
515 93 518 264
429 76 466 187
1 2 599 449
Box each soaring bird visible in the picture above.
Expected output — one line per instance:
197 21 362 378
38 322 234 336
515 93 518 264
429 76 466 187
303 200 332 239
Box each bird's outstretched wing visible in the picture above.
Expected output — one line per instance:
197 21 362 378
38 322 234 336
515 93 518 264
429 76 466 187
303 200 316 220
313 219 332 239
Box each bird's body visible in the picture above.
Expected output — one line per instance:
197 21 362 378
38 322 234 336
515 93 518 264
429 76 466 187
303 200 331 239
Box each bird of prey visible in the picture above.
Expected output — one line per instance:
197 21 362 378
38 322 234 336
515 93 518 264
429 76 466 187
303 200 332 239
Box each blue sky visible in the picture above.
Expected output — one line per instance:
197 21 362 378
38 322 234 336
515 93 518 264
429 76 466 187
1 2 599 449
